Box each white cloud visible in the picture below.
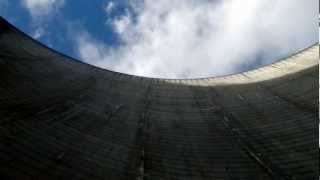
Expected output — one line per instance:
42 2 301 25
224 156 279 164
32 27 45 39
113 14 131 35
22 0 64 17
22 0 65 39
104 1 115 15
75 0 317 78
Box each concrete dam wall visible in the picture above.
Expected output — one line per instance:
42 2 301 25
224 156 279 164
0 17 318 179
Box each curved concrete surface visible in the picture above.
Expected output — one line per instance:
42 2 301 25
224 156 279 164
0 17 318 179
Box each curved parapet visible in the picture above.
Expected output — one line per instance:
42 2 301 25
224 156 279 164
0 17 318 179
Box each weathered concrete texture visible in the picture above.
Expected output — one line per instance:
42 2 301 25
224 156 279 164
0 17 318 180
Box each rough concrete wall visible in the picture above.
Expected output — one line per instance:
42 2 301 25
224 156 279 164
0 17 318 180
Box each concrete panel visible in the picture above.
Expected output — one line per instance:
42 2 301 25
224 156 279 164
0 17 318 180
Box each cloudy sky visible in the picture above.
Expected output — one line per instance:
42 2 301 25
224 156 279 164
0 0 318 78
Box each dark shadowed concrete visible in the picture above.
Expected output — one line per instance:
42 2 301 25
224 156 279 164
0 17 318 180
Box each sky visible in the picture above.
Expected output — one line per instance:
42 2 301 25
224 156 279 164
0 0 318 78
